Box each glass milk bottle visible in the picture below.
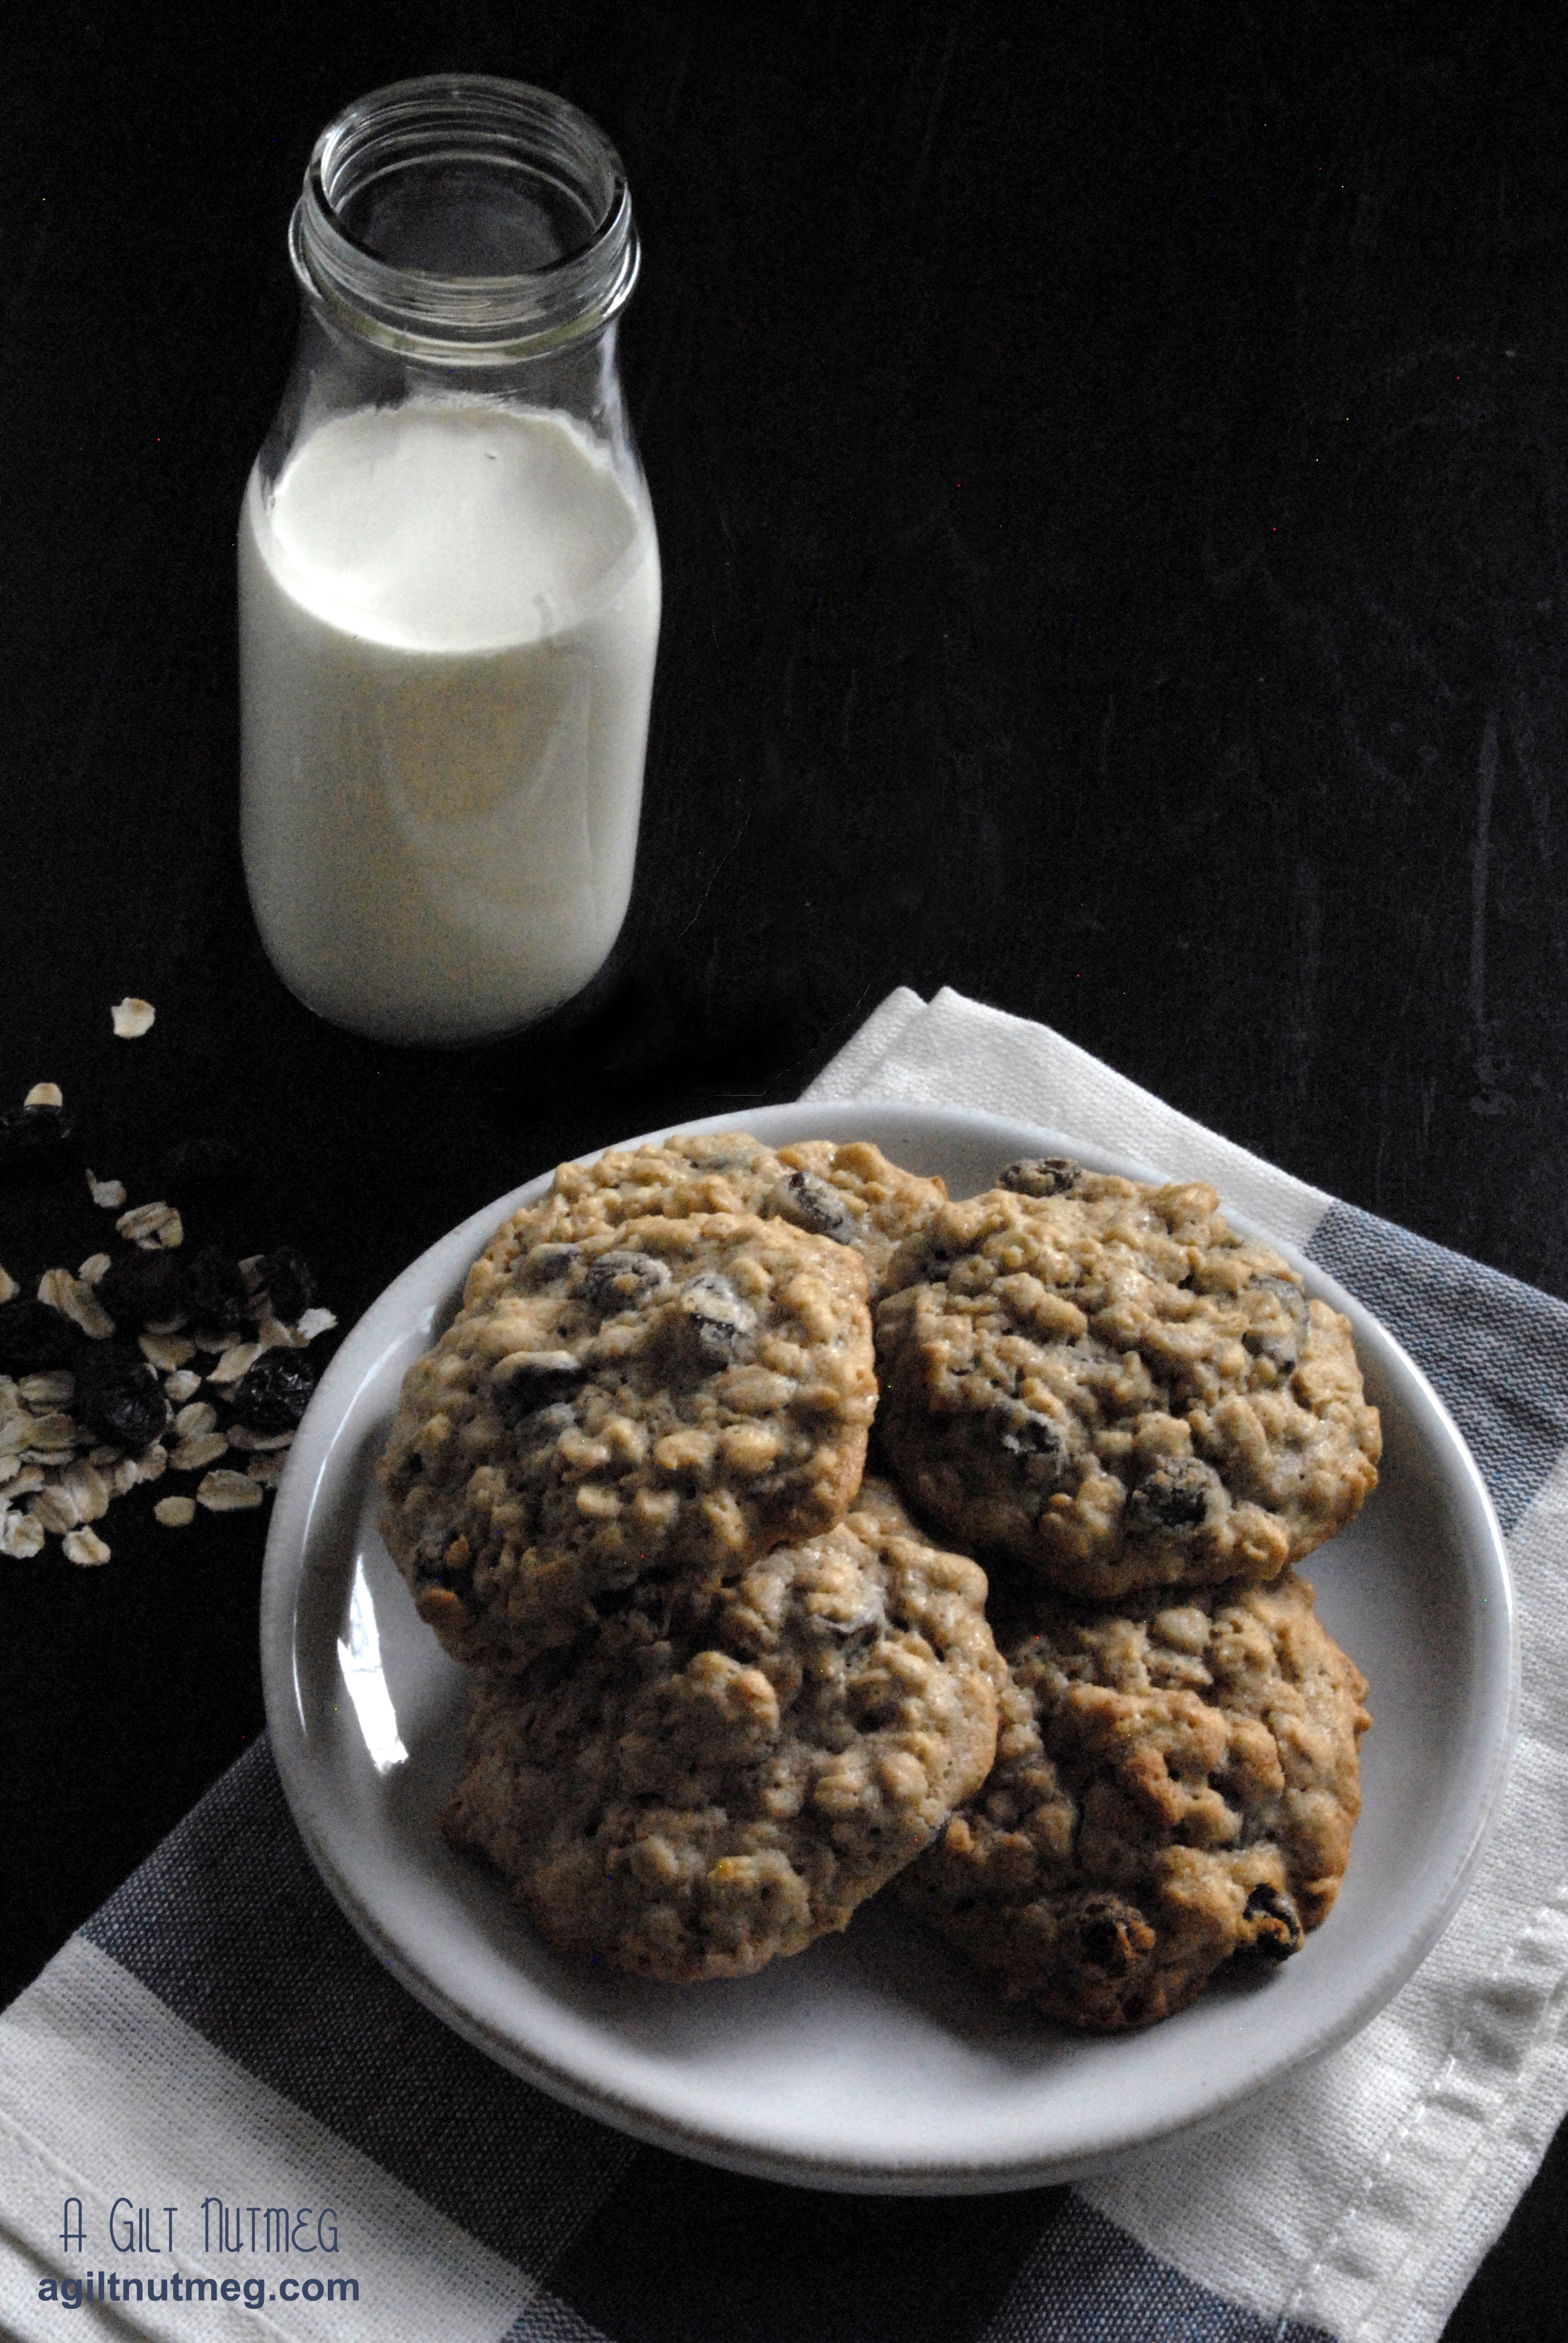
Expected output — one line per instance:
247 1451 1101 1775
238 76 661 1046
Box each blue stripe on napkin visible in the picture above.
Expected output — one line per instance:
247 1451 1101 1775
1310 1201 1568 1533
543 2143 1062 2342
541 2154 1333 2343
80 1738 633 2277
979 2195 1332 2342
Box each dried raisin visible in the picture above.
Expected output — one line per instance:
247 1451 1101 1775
229 1350 318 1434
993 1398 1070 1484
579 1250 671 1311
1125 1457 1220 1535
1072 1893 1155 1976
0 1102 77 1179
1244 1882 1304 1959
769 1169 855 1240
998 1156 1085 1198
259 1245 315 1321
96 1247 187 1328
677 1271 757 1363
74 1344 171 1450
183 1245 249 1328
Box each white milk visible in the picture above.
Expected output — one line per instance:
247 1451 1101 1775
238 401 660 1045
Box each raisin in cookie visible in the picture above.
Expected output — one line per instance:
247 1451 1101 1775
900 1569 1370 2030
442 1479 1001 1980
875 1169 1380 1601
463 1132 944 1308
378 1213 878 1668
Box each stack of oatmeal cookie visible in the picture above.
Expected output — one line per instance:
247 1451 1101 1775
376 1134 1379 2030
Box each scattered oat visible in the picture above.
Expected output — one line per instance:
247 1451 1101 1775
226 1424 295 1453
37 1267 116 1340
60 1461 111 1522
255 1316 302 1353
111 997 156 1040
116 1201 183 1251
19 1374 74 1409
0 1510 45 1558
21 1412 79 1455
196 1469 263 1513
29 1486 80 1535
172 1431 229 1473
4 1050 333 1564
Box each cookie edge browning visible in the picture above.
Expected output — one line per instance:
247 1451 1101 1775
462 1132 786 1311
440 1478 1003 1982
898 1569 1371 2030
463 1132 946 1314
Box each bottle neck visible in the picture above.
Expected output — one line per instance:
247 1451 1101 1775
289 74 639 368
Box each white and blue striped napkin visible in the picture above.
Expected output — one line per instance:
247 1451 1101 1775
4 984 1567 2343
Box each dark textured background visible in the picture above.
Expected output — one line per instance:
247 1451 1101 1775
2 4 1564 2330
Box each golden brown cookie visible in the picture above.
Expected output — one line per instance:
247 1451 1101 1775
463 1131 944 1309
378 1212 878 1668
442 1478 1002 1980
899 1568 1370 2030
875 1167 1380 1600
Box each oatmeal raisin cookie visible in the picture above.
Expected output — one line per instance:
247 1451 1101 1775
875 1168 1380 1600
443 1478 1002 1979
900 1568 1370 2029
379 1212 878 1668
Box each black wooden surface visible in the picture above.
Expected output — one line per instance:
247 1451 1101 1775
2 5 1564 2332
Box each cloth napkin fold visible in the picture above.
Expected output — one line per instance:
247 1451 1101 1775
5 984 1567 2343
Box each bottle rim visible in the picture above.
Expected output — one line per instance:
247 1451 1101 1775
290 74 639 364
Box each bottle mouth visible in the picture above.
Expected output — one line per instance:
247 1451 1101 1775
290 74 639 363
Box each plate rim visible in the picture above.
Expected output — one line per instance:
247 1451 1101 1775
261 1098 1519 2192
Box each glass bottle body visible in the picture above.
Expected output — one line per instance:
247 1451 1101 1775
238 77 660 1047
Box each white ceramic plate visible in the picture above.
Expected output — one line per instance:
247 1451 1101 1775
261 1103 1517 2192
